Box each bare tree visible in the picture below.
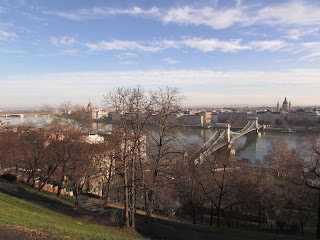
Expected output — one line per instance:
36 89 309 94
103 86 153 229
195 145 235 227
0 126 22 173
174 148 206 224
263 138 296 178
287 134 320 238
62 137 97 209
15 126 51 186
142 87 183 221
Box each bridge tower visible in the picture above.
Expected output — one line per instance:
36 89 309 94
214 123 231 142
248 117 259 132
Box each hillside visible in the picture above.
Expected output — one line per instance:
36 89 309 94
0 179 144 240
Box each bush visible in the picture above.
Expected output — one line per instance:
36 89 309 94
276 220 286 233
289 223 299 234
0 173 17 182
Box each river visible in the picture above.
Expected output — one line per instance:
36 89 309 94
0 115 51 127
0 115 307 164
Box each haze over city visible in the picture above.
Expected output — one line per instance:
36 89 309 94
1 0 320 108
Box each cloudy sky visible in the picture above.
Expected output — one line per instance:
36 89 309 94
1 0 320 108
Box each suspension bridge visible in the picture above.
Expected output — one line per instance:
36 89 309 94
195 117 262 162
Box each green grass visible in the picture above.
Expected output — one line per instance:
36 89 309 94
0 192 144 240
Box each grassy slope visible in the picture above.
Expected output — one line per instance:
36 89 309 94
0 191 144 240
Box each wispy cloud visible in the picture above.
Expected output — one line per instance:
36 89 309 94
85 38 292 54
182 38 249 52
93 6 160 17
299 42 320 61
285 27 320 40
255 1 320 26
85 40 174 52
249 40 288 52
116 52 137 59
162 6 246 29
42 1 320 29
59 49 79 56
43 9 93 21
49 36 76 46
163 57 179 64
44 6 160 21
0 29 18 41
120 61 135 65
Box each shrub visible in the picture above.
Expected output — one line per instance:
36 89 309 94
289 223 299 234
0 173 17 182
276 220 286 233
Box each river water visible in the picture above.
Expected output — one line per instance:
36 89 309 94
0 115 306 164
0 115 51 127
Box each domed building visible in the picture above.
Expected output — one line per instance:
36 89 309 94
87 101 94 111
282 97 290 112
86 101 109 120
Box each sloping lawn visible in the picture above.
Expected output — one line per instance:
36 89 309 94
0 192 144 240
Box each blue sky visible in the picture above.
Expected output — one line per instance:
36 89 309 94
1 0 320 108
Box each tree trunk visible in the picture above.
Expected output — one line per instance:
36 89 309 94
130 156 136 230
317 190 320 238
124 164 130 228
57 174 65 197
38 179 48 191
144 188 153 222
258 199 261 232
210 203 214 226
74 188 79 210
192 206 197 224
216 208 221 227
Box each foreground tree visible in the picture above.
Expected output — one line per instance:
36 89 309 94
290 134 320 238
174 143 206 224
263 138 296 178
103 86 153 229
142 87 183 221
196 145 235 227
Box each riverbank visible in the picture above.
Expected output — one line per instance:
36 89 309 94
262 126 320 133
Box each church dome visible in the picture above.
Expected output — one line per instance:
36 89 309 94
283 97 288 104
87 102 93 108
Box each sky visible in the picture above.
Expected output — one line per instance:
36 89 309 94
1 0 320 108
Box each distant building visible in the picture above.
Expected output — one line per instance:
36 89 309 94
211 113 219 123
180 114 204 126
199 111 212 125
218 111 248 123
254 98 320 125
282 97 290 112
255 110 284 124
86 101 109 120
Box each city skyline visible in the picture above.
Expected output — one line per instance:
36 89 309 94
1 0 320 108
